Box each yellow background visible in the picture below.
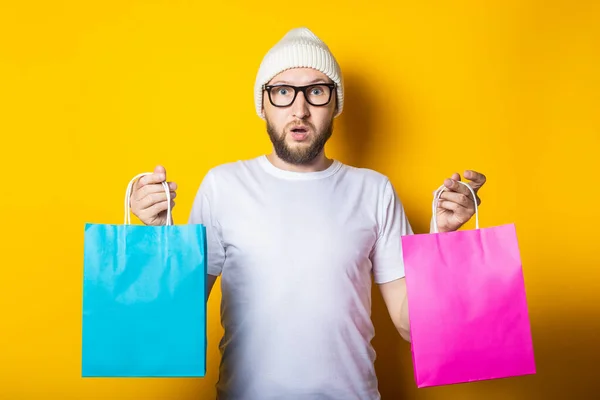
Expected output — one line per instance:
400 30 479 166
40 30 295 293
1 0 598 399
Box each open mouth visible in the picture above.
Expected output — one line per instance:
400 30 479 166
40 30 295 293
289 125 310 141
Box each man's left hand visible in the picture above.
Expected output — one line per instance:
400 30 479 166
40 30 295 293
434 170 487 233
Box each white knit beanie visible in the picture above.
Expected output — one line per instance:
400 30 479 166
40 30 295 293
254 27 344 119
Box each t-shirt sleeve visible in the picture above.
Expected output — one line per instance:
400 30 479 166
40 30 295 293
188 171 226 277
371 179 414 284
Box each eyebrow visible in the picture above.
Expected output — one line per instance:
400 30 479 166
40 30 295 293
270 78 332 85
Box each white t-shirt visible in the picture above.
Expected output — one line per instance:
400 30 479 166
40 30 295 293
188 155 413 400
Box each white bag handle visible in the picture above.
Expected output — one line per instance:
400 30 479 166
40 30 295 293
124 172 172 226
432 180 479 233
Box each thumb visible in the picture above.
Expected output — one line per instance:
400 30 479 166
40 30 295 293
154 165 167 179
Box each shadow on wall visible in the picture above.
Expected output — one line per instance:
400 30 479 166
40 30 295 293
332 69 412 398
329 68 428 234
373 309 600 399
331 70 600 399
330 70 379 170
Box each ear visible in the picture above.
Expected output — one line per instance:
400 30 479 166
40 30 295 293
332 92 338 115
261 91 268 118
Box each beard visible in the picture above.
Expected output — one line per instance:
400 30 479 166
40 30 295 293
266 118 334 165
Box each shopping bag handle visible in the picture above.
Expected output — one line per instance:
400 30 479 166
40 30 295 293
124 172 172 226
432 180 479 233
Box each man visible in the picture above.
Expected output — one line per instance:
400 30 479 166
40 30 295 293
131 27 486 400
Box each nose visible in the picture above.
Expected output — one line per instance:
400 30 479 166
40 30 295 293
291 91 310 119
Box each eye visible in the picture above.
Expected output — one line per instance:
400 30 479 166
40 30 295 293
270 86 293 96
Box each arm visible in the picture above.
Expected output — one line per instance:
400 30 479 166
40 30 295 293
369 179 413 342
189 171 226 300
379 278 411 342
376 171 486 344
378 171 486 342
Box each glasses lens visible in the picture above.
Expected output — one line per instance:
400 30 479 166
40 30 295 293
269 86 295 106
306 84 332 106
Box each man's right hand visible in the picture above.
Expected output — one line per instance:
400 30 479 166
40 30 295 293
130 165 177 226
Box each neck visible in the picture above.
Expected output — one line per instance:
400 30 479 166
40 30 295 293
266 151 333 173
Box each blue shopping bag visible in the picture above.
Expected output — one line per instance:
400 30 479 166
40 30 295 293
82 173 207 377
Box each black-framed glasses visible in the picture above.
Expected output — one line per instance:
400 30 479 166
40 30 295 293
262 83 336 107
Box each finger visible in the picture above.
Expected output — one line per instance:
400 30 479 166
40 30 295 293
138 171 166 187
438 198 475 218
464 170 486 189
443 178 472 197
144 199 176 217
154 165 166 178
443 178 482 206
438 200 466 212
134 188 176 205
136 183 177 198
438 191 473 208
141 200 169 219
139 192 170 210
433 173 459 197
438 200 474 224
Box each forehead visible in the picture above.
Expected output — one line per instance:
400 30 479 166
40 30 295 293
268 68 331 85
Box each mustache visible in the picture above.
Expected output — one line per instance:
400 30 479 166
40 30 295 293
286 121 315 131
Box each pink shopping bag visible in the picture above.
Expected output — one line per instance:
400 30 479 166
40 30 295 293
401 181 536 388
